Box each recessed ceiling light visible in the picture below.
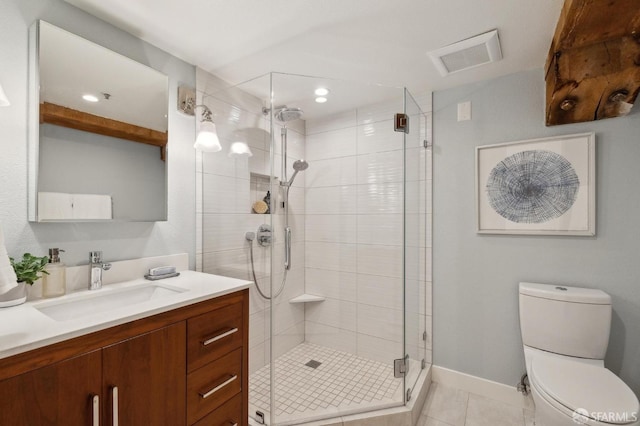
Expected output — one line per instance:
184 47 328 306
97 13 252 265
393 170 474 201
315 97 328 103
82 94 99 102
314 88 329 96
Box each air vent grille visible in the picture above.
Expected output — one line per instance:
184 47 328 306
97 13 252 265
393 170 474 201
428 29 502 76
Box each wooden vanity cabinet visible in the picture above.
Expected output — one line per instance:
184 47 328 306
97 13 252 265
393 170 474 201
0 289 248 426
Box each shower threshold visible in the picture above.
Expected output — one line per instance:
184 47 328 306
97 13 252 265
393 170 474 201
249 342 412 425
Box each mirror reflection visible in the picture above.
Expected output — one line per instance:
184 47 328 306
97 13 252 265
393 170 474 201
29 21 169 222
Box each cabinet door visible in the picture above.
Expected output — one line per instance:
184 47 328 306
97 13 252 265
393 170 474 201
0 350 102 426
103 322 186 426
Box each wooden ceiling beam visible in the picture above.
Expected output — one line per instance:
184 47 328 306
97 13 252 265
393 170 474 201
40 102 168 160
545 0 640 126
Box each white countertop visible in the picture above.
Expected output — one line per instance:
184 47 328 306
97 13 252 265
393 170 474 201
0 270 252 360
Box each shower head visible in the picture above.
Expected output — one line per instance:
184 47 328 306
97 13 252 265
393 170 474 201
283 159 309 187
275 107 304 122
293 159 309 171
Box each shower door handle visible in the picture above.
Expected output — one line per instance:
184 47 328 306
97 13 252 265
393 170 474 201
285 227 292 270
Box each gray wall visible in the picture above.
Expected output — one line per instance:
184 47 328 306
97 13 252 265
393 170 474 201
40 125 167 221
0 0 196 266
433 68 640 396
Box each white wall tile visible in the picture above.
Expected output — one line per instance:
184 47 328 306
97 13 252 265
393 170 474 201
306 127 357 161
305 268 357 302
306 109 357 135
306 185 357 215
357 120 401 155
357 304 403 343
306 214 357 243
357 334 403 364
305 321 357 353
250 310 267 349
357 214 403 246
305 297 357 331
357 244 402 278
357 274 402 310
202 213 256 252
306 241 357 272
305 156 357 188
357 149 403 184
357 182 402 214
270 302 305 334
273 321 305 359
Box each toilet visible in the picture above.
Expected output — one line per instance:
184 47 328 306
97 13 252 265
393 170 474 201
519 282 639 426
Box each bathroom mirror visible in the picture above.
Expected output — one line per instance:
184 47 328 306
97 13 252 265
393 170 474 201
27 20 169 222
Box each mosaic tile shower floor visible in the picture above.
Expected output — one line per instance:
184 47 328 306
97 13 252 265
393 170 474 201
249 343 404 424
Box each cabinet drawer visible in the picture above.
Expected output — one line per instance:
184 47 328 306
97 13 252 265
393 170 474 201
187 348 242 424
191 393 242 426
187 301 243 372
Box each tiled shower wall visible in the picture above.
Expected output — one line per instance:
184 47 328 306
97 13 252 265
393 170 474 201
195 69 306 375
303 94 433 367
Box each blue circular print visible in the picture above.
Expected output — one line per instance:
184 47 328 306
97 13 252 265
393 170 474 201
486 150 580 223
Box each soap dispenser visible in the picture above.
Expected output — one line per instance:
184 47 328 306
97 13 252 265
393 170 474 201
42 248 66 298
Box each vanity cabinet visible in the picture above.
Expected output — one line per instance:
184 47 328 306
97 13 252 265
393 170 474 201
0 289 248 426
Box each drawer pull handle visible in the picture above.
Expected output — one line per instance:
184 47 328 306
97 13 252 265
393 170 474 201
228 423 238 426
199 375 238 399
112 386 119 426
202 327 238 346
91 394 99 426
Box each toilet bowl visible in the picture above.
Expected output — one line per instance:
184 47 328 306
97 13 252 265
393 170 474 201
518 283 639 426
526 350 639 426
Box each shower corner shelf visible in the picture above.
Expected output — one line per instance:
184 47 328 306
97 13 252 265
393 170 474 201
289 294 326 304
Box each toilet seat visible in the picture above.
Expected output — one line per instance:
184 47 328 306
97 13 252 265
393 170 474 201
531 356 639 425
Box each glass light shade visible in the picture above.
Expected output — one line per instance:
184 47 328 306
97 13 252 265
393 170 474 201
0 84 10 107
228 141 253 157
194 120 222 152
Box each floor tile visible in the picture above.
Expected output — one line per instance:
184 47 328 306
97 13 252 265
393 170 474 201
249 343 403 422
464 393 525 426
422 383 468 426
416 415 456 426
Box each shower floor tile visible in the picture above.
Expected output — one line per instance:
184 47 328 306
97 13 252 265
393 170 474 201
249 343 404 424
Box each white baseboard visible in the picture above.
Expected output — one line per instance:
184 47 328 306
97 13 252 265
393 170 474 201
432 365 534 410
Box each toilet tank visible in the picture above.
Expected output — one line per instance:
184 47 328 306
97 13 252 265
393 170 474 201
519 282 612 359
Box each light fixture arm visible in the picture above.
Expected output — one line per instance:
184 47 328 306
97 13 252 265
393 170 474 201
182 96 213 121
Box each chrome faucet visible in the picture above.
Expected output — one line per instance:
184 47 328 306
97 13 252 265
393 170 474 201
89 251 112 290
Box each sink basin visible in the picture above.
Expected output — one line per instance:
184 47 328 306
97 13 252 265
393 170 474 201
35 283 188 322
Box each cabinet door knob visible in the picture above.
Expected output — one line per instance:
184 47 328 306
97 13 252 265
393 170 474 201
199 375 238 399
91 394 100 426
201 327 238 346
112 386 119 426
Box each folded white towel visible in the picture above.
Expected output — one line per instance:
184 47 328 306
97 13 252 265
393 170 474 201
72 194 112 220
38 192 73 220
0 225 18 295
38 192 112 220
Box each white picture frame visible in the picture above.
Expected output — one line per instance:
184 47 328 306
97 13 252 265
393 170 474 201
476 132 595 236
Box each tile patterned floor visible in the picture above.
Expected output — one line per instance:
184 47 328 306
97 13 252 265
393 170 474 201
249 343 403 421
417 383 534 426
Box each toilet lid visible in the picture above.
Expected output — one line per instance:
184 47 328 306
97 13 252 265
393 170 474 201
532 357 639 424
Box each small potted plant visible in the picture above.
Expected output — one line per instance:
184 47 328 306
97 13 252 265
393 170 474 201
0 254 49 307
10 253 49 285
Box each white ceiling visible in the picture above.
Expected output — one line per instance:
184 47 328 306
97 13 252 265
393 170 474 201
64 0 562 104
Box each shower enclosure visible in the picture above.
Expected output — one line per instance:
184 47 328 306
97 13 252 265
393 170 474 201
196 71 432 425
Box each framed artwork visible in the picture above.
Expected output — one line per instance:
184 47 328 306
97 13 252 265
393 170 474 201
476 132 595 236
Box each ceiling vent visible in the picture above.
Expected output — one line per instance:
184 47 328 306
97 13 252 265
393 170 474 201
427 29 502 77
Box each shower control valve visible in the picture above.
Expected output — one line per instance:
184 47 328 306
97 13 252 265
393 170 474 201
257 224 272 247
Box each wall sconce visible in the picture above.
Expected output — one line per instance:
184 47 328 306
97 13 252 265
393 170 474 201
229 141 253 157
178 86 221 152
178 85 253 156
0 82 10 107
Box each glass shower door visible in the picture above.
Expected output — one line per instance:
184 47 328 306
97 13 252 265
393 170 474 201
403 88 426 402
